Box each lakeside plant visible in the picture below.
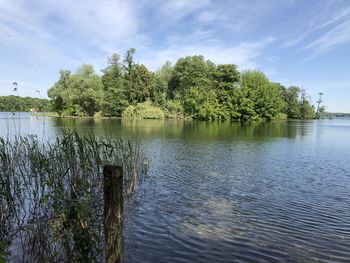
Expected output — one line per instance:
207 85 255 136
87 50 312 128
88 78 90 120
0 130 148 262
122 100 165 119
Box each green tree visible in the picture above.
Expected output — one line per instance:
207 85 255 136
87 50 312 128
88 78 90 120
239 70 285 120
159 61 173 85
151 73 167 107
76 64 95 77
214 64 240 85
236 87 258 121
0 96 51 112
155 61 173 102
101 54 129 116
300 89 315 119
48 70 71 114
283 86 301 118
48 65 103 116
183 87 220 120
123 48 137 103
169 55 213 99
315 92 324 119
213 64 240 120
133 64 153 103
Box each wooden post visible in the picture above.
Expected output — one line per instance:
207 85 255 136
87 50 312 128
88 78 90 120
103 165 123 263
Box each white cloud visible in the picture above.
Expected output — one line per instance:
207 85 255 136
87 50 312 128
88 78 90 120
140 37 275 71
0 0 142 96
46 0 142 52
304 19 350 56
282 5 350 48
195 1 292 33
0 0 142 56
156 0 211 22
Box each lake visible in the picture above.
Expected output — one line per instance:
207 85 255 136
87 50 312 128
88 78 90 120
1 113 350 262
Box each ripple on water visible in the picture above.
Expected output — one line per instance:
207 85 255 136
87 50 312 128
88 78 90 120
124 127 350 263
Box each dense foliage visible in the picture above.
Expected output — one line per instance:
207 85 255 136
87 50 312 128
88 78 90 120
122 100 165 119
48 49 318 120
0 95 51 112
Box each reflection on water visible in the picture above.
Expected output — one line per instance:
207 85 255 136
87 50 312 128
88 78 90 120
121 120 350 263
52 118 305 141
1 114 350 262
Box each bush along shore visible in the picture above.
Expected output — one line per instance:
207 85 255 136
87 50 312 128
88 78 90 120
0 130 148 262
47 49 324 121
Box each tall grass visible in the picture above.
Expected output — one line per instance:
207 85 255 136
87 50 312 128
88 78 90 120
0 130 148 262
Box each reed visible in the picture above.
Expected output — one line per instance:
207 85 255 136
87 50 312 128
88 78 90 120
0 130 148 262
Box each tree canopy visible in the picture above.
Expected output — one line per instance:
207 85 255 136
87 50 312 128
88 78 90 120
0 96 50 112
47 49 318 120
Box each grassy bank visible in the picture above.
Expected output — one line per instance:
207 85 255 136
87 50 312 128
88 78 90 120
31 112 60 117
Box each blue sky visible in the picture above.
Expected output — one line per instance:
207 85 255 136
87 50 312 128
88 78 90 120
0 0 350 112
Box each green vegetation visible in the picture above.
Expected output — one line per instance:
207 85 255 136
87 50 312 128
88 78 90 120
122 100 165 119
0 131 147 262
0 95 50 112
282 86 316 119
48 49 319 121
48 65 103 117
32 112 59 117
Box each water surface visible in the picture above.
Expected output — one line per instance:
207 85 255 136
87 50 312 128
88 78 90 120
1 113 350 262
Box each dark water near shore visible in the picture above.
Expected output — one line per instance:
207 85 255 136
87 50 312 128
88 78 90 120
1 113 350 262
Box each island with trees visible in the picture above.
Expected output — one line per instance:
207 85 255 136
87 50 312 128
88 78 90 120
46 49 322 121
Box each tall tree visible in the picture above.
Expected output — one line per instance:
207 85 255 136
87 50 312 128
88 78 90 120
133 64 153 103
47 70 71 115
156 61 173 101
283 86 301 118
101 54 129 116
300 89 315 119
123 48 137 103
315 92 324 119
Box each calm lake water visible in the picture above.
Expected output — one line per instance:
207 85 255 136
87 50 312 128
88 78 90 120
1 113 350 262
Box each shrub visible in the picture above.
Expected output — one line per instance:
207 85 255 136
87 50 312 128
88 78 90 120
164 100 186 119
122 100 165 119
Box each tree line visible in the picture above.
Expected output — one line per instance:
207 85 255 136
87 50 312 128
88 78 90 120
47 48 320 120
0 95 51 112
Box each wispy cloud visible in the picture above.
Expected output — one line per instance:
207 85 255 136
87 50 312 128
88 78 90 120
194 1 293 33
155 0 211 23
282 4 350 48
304 19 350 57
141 37 275 71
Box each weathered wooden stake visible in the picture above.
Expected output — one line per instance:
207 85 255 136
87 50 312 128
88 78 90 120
104 165 123 263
